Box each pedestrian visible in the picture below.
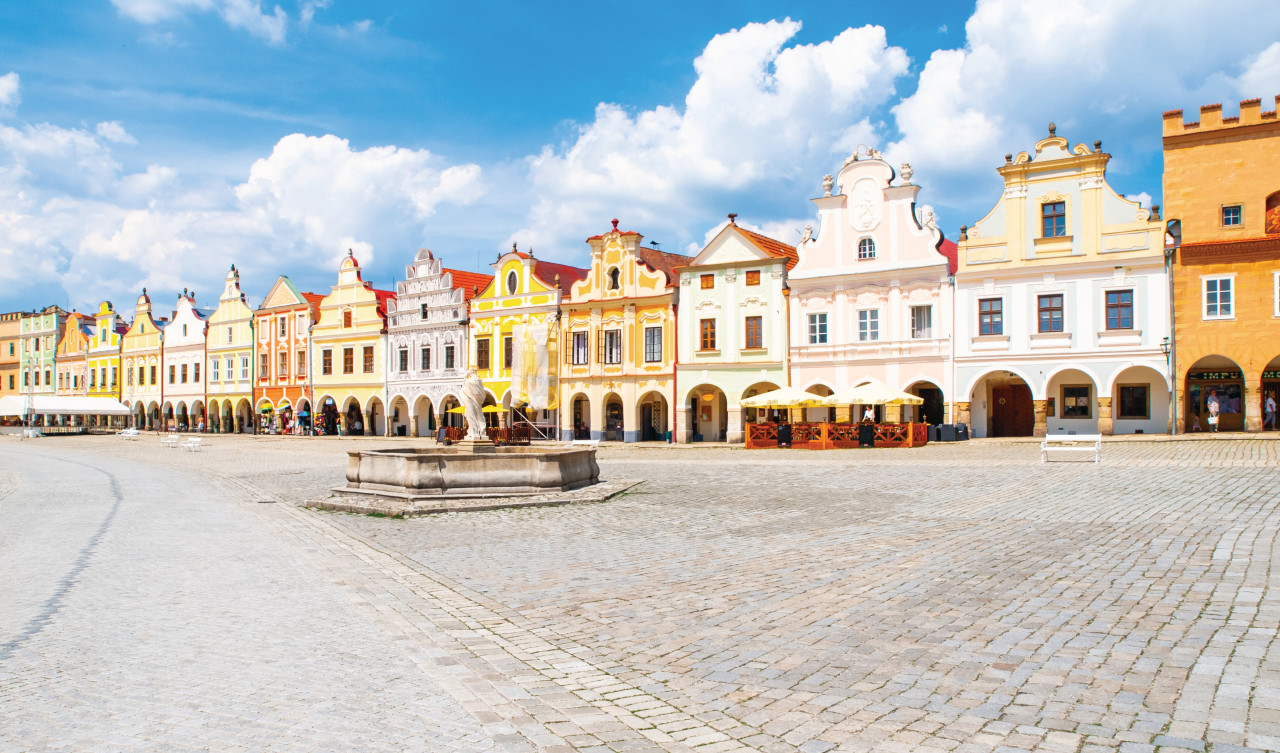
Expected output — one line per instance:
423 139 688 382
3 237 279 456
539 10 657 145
1266 393 1278 430
1206 390 1221 432
862 405 875 423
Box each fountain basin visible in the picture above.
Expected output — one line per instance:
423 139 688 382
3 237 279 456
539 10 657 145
337 445 600 500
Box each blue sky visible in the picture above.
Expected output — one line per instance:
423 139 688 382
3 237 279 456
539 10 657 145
1 1 1278 314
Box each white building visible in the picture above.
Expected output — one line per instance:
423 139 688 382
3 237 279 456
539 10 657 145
162 292 208 430
789 148 956 424
385 248 492 437
954 126 1169 437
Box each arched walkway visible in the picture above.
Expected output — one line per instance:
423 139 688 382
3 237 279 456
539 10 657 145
256 397 274 434
389 396 410 437
803 383 835 424
635 391 668 442
603 392 625 442
967 370 1034 438
1110 365 1170 435
738 381 782 439
235 398 252 434
685 384 727 442
1184 355 1245 432
568 393 590 440
904 380 945 425
342 397 365 435
1045 368 1099 435
366 396 386 436
412 395 434 438
296 399 312 435
162 402 175 431
1260 355 1280 431
318 396 339 435
190 400 205 432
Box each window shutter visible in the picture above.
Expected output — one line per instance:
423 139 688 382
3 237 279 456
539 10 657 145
597 330 603 365
564 331 571 364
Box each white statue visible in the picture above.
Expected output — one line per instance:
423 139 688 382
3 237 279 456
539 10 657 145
800 224 813 243
899 163 913 184
460 369 488 440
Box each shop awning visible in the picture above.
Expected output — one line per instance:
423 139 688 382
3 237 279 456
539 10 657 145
0 395 132 417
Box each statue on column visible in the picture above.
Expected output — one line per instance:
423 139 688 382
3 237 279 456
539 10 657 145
460 369 488 440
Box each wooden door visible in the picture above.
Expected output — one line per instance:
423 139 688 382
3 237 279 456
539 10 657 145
992 384 1033 437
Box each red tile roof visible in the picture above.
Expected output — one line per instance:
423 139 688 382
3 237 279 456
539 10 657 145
442 268 494 302
735 226 799 270
936 239 958 274
636 247 693 287
533 260 588 295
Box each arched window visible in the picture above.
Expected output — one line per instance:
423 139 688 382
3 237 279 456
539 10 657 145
858 237 876 260
609 267 621 290
506 270 518 295
1266 190 1280 235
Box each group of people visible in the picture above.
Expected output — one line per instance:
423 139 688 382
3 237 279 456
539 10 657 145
1191 390 1277 431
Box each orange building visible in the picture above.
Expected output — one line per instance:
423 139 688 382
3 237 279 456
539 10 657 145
253 276 323 434
1164 95 1280 432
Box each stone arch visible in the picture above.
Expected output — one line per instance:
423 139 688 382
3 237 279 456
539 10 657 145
1184 354 1246 432
903 379 945 425
803 383 835 423
1108 364 1171 435
567 392 590 440
684 383 727 442
341 395 364 435
603 390 625 441
366 395 386 436
635 390 668 442
737 381 783 438
438 393 462 430
965 369 1035 438
388 394 411 437
412 395 434 437
1045 367 1099 435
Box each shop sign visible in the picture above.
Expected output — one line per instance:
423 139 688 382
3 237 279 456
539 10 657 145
1187 371 1243 381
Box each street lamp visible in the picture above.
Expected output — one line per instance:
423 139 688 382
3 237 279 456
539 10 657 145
1164 219 1182 435
1160 336 1171 362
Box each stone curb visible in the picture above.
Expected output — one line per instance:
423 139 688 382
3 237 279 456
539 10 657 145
304 478 644 517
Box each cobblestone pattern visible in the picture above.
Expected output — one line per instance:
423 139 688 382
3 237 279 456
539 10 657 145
5 434 1280 753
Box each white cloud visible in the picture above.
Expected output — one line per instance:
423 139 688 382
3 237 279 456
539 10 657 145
889 0 1280 220
0 72 20 117
96 121 137 145
1125 192 1153 209
1237 42 1280 101
299 0 329 26
112 0 287 44
516 19 909 256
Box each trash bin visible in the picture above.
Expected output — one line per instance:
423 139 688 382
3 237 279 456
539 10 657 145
665 430 672 443
857 423 875 448
955 422 970 441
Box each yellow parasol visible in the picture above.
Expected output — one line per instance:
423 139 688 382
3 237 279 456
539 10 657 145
824 382 923 406
446 405 505 414
739 386 832 409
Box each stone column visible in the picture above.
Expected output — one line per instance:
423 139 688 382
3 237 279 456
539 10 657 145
1033 400 1048 437
1097 397 1113 436
725 406 743 444
675 404 691 443
1246 379 1263 432
955 401 971 427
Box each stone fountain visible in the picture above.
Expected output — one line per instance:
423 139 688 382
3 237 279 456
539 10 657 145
330 370 600 507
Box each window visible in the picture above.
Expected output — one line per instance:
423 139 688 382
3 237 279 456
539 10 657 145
808 313 828 344
182 324 187 337
180 364 187 383
279 351 288 379
1204 277 1233 318
1037 294 1063 333
700 274 714 290
226 326 232 344
138 366 145 386
151 365 157 385
362 346 374 373
911 306 932 339
979 298 1003 336
1105 289 1133 330
110 367 116 388
169 365 175 384
1117 385 1150 419
476 338 490 370
240 357 249 380
343 347 354 374
608 268 621 290
322 349 332 375
1061 385 1091 418
745 316 762 349
23 372 29 387
43 370 50 386
444 345 455 369
503 336 513 369
745 270 761 286
699 319 717 351
858 310 879 341
603 329 622 364
279 318 287 337
1222 205 1242 227
343 310 352 329
259 354 268 379
644 326 662 362
420 304 429 321
211 359 219 382
421 347 430 370
572 331 589 365
858 237 876 260
7 375 11 389
225 358 233 381
296 350 306 377
1042 201 1066 237
192 364 199 383
398 348 408 372
506 270 518 294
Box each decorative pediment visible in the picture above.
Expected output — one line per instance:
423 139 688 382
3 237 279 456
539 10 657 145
261 277 304 309
739 296 767 309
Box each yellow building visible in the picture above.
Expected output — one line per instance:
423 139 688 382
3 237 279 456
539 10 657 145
558 221 688 442
311 251 394 436
469 246 585 433
121 290 165 429
207 265 256 434
1164 95 1280 432
86 301 125 407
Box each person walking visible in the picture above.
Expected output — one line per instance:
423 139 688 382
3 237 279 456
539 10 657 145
1207 390 1221 432
1266 392 1277 430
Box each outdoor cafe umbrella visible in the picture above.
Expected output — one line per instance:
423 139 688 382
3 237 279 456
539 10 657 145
824 382 924 406
445 405 505 413
738 386 832 408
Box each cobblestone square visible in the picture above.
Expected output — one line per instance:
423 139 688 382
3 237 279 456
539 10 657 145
3 435 1280 752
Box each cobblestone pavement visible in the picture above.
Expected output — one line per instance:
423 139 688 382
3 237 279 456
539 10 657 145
4 434 1280 753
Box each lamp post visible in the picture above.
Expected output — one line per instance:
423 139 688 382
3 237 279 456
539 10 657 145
1164 219 1182 435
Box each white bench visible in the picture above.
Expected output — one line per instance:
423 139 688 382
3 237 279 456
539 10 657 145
161 434 181 449
180 437 202 452
117 428 139 440
570 438 600 449
1041 434 1101 463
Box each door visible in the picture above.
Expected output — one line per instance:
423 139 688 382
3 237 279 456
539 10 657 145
991 384 1033 437
641 404 654 441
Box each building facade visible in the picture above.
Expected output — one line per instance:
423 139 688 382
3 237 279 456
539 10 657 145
955 125 1168 437
55 313 91 398
385 248 492 437
676 216 796 443
558 221 687 442
1165 96 1280 432
86 302 125 408
254 276 321 434
207 266 256 434
788 151 955 427
121 291 165 430
470 246 585 435
20 305 67 398
162 293 208 430
310 252 394 436
0 312 21 397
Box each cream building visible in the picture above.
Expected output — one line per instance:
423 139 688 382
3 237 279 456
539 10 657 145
207 265 256 433
121 290 165 430
162 293 208 430
955 125 1169 437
